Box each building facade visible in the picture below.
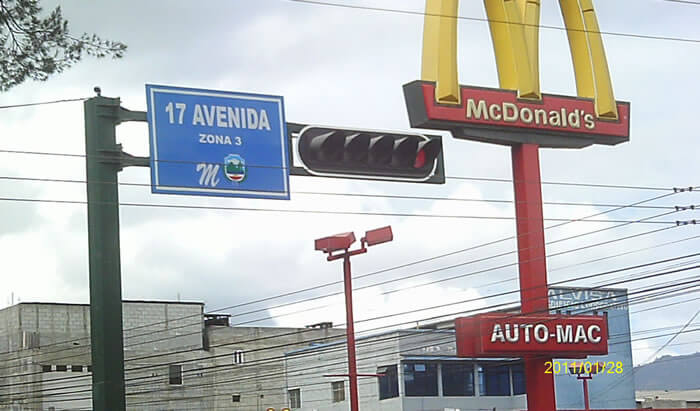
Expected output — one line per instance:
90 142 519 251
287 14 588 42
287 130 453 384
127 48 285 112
283 287 635 411
636 390 700 409
0 300 208 410
0 286 634 410
549 287 635 410
0 301 343 410
285 329 527 411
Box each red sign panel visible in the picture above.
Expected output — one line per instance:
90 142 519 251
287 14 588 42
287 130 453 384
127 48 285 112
456 313 608 358
403 81 630 149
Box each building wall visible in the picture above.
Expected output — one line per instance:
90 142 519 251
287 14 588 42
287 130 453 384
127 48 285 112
637 389 700 409
0 301 347 411
285 329 528 411
0 301 208 411
285 330 401 411
206 325 345 410
402 396 524 411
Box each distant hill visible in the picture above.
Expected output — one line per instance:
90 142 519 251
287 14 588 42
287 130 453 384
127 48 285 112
634 352 700 390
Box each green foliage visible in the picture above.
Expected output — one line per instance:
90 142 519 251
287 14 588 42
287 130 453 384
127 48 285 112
0 0 126 91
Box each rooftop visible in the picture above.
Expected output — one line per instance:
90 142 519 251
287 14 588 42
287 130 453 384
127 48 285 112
636 389 700 402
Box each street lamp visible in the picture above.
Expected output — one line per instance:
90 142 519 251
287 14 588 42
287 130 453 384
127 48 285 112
314 226 393 411
568 361 606 410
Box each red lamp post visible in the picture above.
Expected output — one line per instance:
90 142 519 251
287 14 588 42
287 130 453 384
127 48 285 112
314 226 393 411
568 361 606 410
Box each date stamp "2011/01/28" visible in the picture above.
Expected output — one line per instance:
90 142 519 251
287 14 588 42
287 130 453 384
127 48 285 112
544 361 623 374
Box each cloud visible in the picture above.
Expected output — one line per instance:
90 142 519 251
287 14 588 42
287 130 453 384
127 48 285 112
266 282 487 333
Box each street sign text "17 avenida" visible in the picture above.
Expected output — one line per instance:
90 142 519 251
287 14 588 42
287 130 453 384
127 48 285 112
146 85 290 199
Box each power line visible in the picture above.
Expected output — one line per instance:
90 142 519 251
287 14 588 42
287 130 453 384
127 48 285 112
0 207 691 370
2 195 692 223
7 282 699 403
1 148 695 192
0 175 684 211
631 294 700 315
1 225 691 384
124 258 700 362
0 189 688 366
597 307 700 399
217 195 684 323
225 223 685 327
0 193 688 374
4 253 697 392
125 327 700 409
30 349 700 410
81 263 700 367
447 174 689 192
0 189 682 371
69 215 694 364
125 342 694 411
18 284 700 406
109 347 699 410
19 287 700 405
4 183 696 400
118 280 700 403
0 97 89 110
286 0 700 45
663 0 700 5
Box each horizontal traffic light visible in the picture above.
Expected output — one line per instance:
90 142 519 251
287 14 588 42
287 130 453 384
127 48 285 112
292 124 444 184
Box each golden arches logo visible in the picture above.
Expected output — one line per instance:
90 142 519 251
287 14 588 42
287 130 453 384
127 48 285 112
421 0 618 121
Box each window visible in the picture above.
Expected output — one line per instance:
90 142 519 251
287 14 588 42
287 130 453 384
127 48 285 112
331 381 345 402
511 363 525 395
403 362 438 397
231 394 241 403
71 365 83 372
377 365 399 400
442 362 475 396
87 365 92 373
41 365 52 373
288 388 301 409
55 365 67 372
478 364 511 396
233 349 244 364
169 364 183 385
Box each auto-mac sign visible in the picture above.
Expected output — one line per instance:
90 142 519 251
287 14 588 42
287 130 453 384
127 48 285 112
146 84 290 199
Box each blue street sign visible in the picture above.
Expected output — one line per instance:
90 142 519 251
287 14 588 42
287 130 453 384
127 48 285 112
146 84 290 199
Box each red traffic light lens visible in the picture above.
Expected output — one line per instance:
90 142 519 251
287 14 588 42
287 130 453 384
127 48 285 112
414 149 426 168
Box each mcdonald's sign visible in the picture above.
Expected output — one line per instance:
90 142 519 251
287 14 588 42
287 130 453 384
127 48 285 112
403 0 630 148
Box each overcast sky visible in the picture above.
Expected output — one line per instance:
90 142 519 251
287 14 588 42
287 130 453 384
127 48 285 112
1 0 700 368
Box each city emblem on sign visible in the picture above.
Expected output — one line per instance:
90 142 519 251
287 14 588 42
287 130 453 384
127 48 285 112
224 154 246 182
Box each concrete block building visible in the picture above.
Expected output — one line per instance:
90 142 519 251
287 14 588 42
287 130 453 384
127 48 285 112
0 301 343 410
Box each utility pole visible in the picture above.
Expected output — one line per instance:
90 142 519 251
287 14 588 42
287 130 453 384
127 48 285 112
84 93 148 410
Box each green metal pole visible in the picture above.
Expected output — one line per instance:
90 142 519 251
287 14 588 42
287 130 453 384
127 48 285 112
84 96 126 411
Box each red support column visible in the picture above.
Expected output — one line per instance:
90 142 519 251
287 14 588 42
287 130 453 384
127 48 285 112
583 378 591 410
511 143 557 411
343 255 360 411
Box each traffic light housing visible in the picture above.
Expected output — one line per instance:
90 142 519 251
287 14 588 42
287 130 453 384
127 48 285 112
290 124 445 184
